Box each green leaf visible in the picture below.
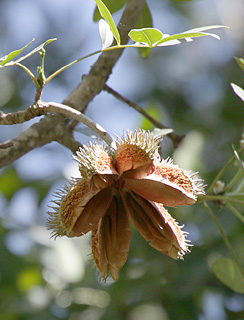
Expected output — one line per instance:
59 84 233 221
185 25 228 34
212 257 244 293
129 28 163 47
140 103 163 130
231 83 244 102
138 47 152 58
17 267 42 293
129 25 228 48
93 0 120 45
136 3 153 58
0 38 57 68
235 57 244 73
0 168 23 200
157 32 218 46
0 39 34 67
136 3 152 29
14 38 57 64
156 25 228 46
93 0 127 22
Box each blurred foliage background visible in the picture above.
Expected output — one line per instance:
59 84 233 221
0 0 244 319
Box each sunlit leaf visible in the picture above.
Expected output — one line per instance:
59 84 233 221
17 267 42 292
136 3 152 30
129 25 227 48
93 0 120 45
184 25 228 35
138 47 151 58
212 257 244 293
0 39 34 67
231 83 244 102
136 4 153 58
99 19 114 49
157 25 228 46
0 168 23 199
235 57 244 73
140 103 163 130
93 0 127 21
14 38 57 63
157 32 218 46
157 34 181 47
129 28 163 47
0 38 57 68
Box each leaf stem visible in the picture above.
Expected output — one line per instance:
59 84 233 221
14 62 40 88
40 101 114 146
45 50 102 84
202 202 244 277
197 194 244 204
225 169 242 192
45 44 149 84
225 202 244 224
225 192 244 197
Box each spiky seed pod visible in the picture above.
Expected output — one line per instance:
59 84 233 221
47 129 205 280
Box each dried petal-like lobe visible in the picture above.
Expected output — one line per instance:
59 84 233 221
124 191 189 259
115 143 153 175
91 194 131 280
149 202 190 258
124 178 195 207
47 178 112 238
124 159 201 206
114 130 161 176
70 187 113 237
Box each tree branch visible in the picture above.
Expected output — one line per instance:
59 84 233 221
0 114 66 167
0 0 146 168
0 101 114 146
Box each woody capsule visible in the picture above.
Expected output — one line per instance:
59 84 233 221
47 129 204 280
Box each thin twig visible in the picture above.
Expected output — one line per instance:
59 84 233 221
202 201 244 278
41 102 114 146
207 146 244 194
0 101 114 147
0 105 46 124
104 84 184 148
197 194 244 205
225 202 244 224
225 169 242 192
